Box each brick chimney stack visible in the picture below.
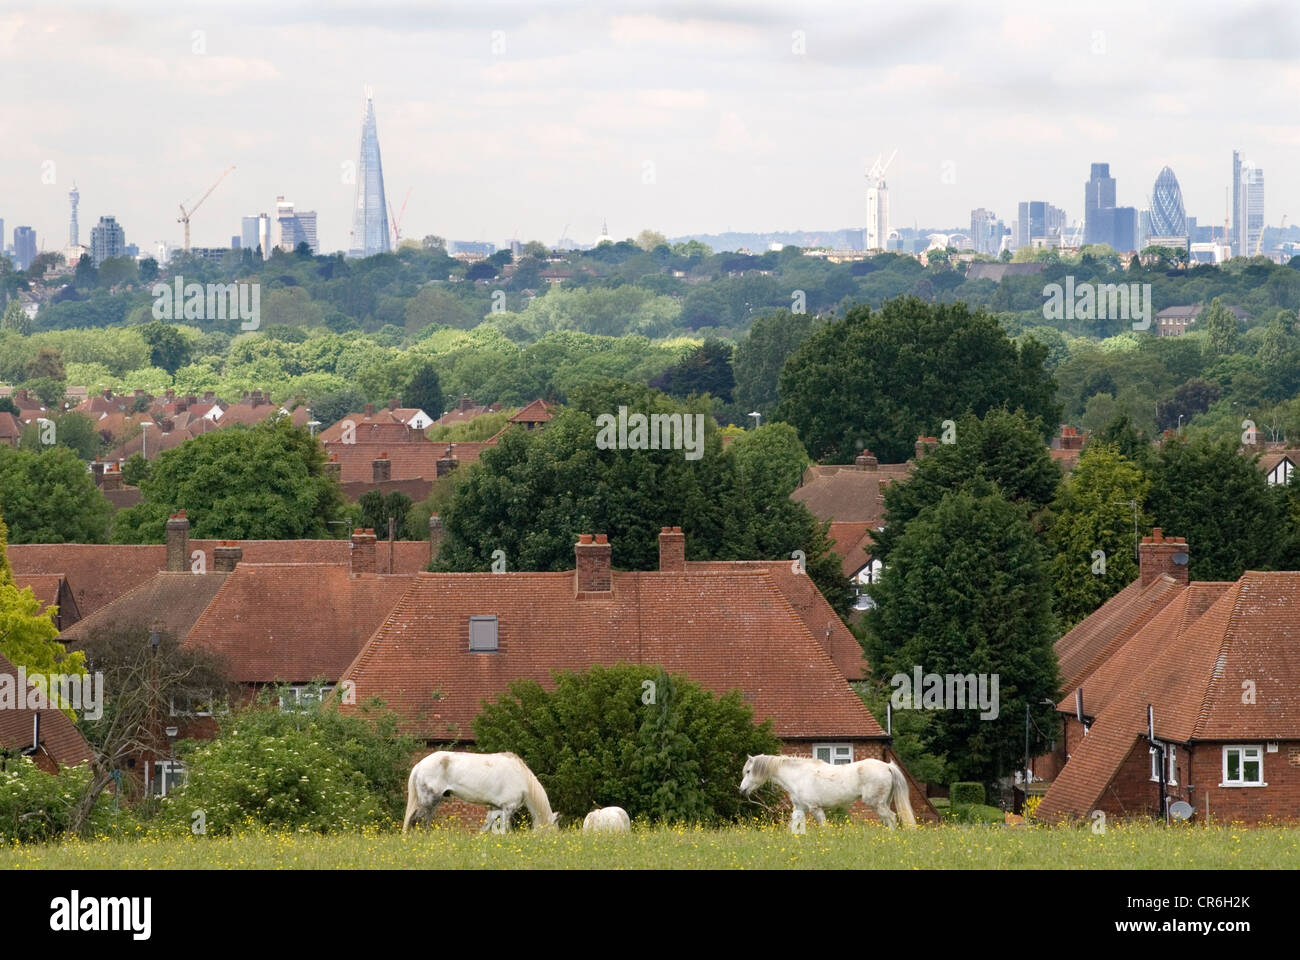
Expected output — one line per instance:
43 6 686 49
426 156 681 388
436 445 459 477
1138 528 1189 587
659 526 686 572
351 528 377 576
855 450 879 470
166 510 190 572
373 452 391 482
429 514 444 565
364 403 375 417
575 533 612 593
914 436 939 460
324 454 341 482
213 542 243 572
101 464 122 491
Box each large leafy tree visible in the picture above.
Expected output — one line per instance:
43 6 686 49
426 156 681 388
777 297 1060 463
139 321 191 375
1046 445 1153 625
652 337 734 402
402 361 443 419
731 308 818 419
1146 434 1287 581
474 664 781 824
111 415 347 542
0 446 113 543
871 408 1061 562
433 381 851 615
864 484 1059 783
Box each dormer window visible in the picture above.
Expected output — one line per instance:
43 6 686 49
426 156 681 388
469 616 498 652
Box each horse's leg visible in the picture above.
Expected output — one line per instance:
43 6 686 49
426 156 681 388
812 807 827 827
480 809 500 833
874 802 897 829
497 804 518 833
790 806 807 834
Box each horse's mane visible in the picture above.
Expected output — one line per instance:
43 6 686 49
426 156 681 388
750 754 790 780
511 754 553 817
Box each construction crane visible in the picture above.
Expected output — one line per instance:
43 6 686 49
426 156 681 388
177 165 235 252
388 187 412 247
1256 213 1286 257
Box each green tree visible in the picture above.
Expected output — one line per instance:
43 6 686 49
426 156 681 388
161 693 419 834
121 451 151 487
1 300 30 335
872 408 1061 562
25 347 65 382
731 309 817 419
0 446 112 542
1146 434 1286 580
1201 298 1239 357
474 663 781 824
1046 445 1153 625
139 321 192 375
777 298 1059 463
19 412 100 460
402 361 443 419
864 484 1059 783
653 337 734 402
111 416 346 542
358 490 411 537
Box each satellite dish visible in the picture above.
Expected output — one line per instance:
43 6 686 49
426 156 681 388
1169 800 1193 821
1171 552 1189 565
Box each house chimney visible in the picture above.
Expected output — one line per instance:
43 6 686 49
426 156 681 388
388 397 399 410
659 526 686 572
90 460 105 486
101 388 113 401
324 454 342 482
575 533 612 593
459 396 473 412
1138 528 1189 588
914 436 939 460
350 528 377 576
166 511 190 572
855 450 879 470
429 513 444 565
101 464 122 491
213 542 242 572
1060 425 1085 451
364 403 374 417
436 445 459 477
373 452 391 482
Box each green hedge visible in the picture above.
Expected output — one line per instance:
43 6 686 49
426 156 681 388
950 781 985 806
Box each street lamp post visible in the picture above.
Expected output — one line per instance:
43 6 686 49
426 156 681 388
748 411 762 429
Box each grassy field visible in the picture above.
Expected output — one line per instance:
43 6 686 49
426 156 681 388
3 821 1298 869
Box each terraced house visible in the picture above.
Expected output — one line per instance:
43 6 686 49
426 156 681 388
1033 529 1300 825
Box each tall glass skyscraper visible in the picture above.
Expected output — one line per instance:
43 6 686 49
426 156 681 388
349 91 390 258
1150 166 1187 237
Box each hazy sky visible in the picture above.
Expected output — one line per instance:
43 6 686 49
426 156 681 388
3 0 1298 254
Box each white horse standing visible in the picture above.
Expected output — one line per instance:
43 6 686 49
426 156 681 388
403 751 559 833
582 806 631 833
739 754 916 832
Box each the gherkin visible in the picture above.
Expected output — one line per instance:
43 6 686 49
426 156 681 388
349 91 390 258
1150 166 1186 237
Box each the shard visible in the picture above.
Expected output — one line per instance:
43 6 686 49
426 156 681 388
349 90 390 258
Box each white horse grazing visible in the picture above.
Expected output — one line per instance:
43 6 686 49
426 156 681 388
582 806 631 833
739 754 916 832
403 751 559 833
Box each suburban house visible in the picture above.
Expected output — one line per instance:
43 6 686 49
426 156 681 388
1255 445 1298 486
1033 529 1300 824
434 396 503 427
335 528 933 821
0 652 94 775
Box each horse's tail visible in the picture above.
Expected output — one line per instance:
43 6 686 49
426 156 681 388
888 760 916 827
402 763 422 833
518 759 555 829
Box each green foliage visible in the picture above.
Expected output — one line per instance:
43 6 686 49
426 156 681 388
872 408 1061 562
111 416 346 543
731 309 818 419
402 361 443 419
1 300 30 335
122 451 151 487
139 321 192 375
1146 435 1287 580
652 337 734 403
358 490 411 537
0 759 132 844
1047 444 1152 625
777 298 1060 463
864 485 1059 782
161 692 420 835
949 781 986 806
0 445 113 543
473 663 781 824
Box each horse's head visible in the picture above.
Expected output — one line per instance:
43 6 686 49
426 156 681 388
739 754 765 796
534 811 560 831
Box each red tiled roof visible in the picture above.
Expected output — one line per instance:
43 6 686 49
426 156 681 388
827 521 876 579
0 651 94 770
1055 575 1186 693
339 568 883 742
0 411 22 440
791 468 902 525
1040 572 1300 821
10 539 433 617
317 410 424 445
324 441 488 484
58 571 230 650
185 564 417 683
509 399 553 424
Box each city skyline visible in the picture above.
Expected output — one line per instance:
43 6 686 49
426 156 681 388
2 1 1298 254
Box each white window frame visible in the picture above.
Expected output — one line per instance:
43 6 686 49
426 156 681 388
169 692 228 718
1149 743 1178 784
278 684 334 712
150 759 187 797
1221 745 1266 787
813 743 854 765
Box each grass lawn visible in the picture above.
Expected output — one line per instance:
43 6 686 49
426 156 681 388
3 821 1298 869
